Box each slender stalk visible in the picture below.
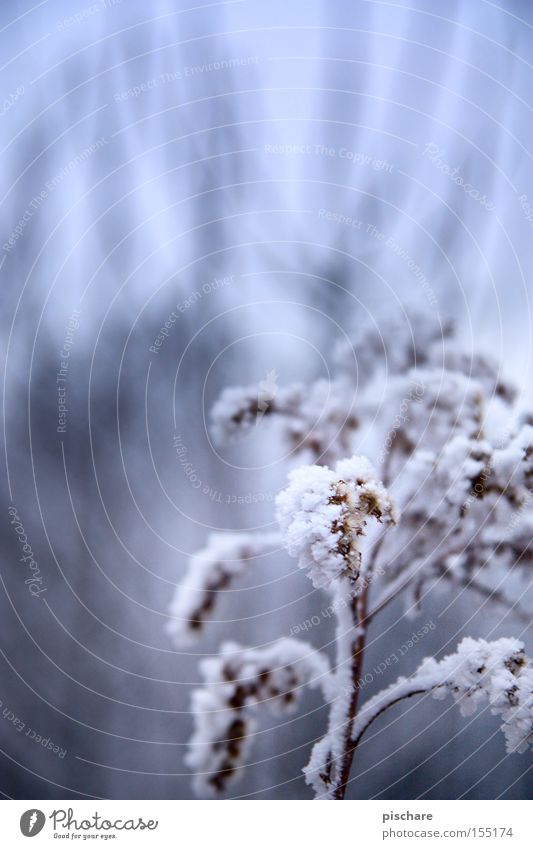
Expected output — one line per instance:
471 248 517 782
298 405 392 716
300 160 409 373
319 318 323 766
446 573 531 625
366 558 421 623
331 531 385 799
331 524 405 798
332 588 369 799
351 688 428 749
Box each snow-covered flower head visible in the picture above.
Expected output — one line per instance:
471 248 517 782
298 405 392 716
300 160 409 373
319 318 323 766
276 455 397 590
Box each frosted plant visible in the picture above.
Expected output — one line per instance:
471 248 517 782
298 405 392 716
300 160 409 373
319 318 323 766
305 636 533 798
276 456 397 590
186 640 330 795
169 310 533 798
166 532 280 645
211 379 359 464
345 637 533 768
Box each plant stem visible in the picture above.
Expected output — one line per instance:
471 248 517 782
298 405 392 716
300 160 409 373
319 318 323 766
331 525 393 799
331 528 388 799
333 587 368 799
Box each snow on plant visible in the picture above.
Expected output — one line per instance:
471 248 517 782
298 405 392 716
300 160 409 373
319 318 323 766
166 532 280 645
168 309 533 798
186 639 330 795
211 378 359 464
276 456 397 589
343 637 533 774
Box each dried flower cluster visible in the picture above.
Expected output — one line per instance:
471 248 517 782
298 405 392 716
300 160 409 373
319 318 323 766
211 309 518 469
167 532 280 645
389 423 533 616
359 637 532 749
211 379 359 464
275 456 397 590
186 640 330 795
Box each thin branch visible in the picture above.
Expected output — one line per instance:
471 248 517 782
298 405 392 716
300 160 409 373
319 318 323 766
365 550 533 627
333 567 374 799
351 688 429 749
445 573 532 626
366 559 423 623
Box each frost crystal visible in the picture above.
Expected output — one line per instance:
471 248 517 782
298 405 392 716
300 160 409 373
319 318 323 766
389 368 484 452
167 532 280 645
210 383 303 444
350 637 533 757
386 422 533 613
276 456 397 590
186 639 330 795
211 379 359 464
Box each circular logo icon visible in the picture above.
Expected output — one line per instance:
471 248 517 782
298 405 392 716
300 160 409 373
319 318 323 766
20 810 46 837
